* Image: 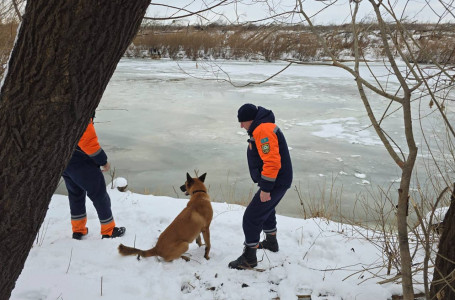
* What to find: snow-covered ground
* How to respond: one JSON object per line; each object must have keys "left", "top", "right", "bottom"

{"left": 12, "top": 179, "right": 424, "bottom": 300}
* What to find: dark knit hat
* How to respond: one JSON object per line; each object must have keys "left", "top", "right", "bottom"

{"left": 237, "top": 103, "right": 258, "bottom": 122}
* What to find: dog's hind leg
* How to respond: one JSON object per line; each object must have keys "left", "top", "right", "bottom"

{"left": 201, "top": 228, "right": 211, "bottom": 260}
{"left": 163, "top": 242, "right": 189, "bottom": 262}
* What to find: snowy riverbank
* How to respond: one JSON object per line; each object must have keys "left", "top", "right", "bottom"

{"left": 12, "top": 180, "right": 426, "bottom": 300}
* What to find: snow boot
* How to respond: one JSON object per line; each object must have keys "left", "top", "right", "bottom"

{"left": 72, "top": 227, "right": 88, "bottom": 240}
{"left": 258, "top": 233, "right": 279, "bottom": 252}
{"left": 102, "top": 226, "right": 126, "bottom": 239}
{"left": 228, "top": 246, "right": 258, "bottom": 270}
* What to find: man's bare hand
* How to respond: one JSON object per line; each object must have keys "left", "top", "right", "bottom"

{"left": 260, "top": 191, "right": 271, "bottom": 202}
{"left": 101, "top": 162, "right": 110, "bottom": 172}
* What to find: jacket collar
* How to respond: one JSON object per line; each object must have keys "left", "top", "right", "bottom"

{"left": 248, "top": 106, "right": 275, "bottom": 136}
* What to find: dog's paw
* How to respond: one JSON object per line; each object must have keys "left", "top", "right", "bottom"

{"left": 204, "top": 246, "right": 211, "bottom": 260}
{"left": 181, "top": 255, "right": 191, "bottom": 262}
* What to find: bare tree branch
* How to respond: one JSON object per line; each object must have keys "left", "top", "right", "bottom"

{"left": 145, "top": 1, "right": 230, "bottom": 21}
{"left": 11, "top": 0, "right": 22, "bottom": 21}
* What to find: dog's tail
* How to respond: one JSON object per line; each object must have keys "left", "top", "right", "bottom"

{"left": 118, "top": 244, "right": 158, "bottom": 258}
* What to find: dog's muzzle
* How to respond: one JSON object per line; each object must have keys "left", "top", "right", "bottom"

{"left": 180, "top": 184, "right": 190, "bottom": 196}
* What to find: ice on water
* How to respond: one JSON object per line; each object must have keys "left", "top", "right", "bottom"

{"left": 53, "top": 58, "right": 439, "bottom": 219}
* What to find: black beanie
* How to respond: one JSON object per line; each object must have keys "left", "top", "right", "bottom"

{"left": 237, "top": 103, "right": 258, "bottom": 122}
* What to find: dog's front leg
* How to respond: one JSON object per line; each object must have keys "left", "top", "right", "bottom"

{"left": 202, "top": 228, "right": 211, "bottom": 260}
{"left": 195, "top": 234, "right": 203, "bottom": 247}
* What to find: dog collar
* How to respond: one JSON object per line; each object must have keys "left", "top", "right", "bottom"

{"left": 192, "top": 190, "right": 207, "bottom": 195}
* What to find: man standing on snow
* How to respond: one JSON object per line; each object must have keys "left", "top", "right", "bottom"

{"left": 229, "top": 103, "right": 293, "bottom": 270}
{"left": 62, "top": 116, "right": 125, "bottom": 240}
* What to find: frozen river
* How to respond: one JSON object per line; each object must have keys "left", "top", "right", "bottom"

{"left": 56, "top": 58, "right": 443, "bottom": 220}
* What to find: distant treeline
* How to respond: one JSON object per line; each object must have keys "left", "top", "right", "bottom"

{"left": 0, "top": 21, "right": 453, "bottom": 69}
{"left": 129, "top": 23, "right": 455, "bottom": 64}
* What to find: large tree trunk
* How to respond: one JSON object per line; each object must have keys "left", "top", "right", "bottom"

{"left": 430, "top": 186, "right": 455, "bottom": 299}
{"left": 0, "top": 1, "right": 150, "bottom": 298}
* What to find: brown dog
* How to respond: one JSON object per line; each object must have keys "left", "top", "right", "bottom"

{"left": 118, "top": 173, "right": 213, "bottom": 262}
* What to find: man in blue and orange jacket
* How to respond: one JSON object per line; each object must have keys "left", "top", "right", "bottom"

{"left": 229, "top": 104, "right": 293, "bottom": 270}
{"left": 62, "top": 118, "right": 125, "bottom": 240}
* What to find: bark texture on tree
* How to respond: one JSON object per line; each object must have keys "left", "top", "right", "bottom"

{"left": 0, "top": 1, "right": 150, "bottom": 299}
{"left": 430, "top": 186, "right": 455, "bottom": 299}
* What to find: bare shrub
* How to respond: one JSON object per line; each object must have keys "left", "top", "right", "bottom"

{"left": 130, "top": 23, "right": 455, "bottom": 64}
{"left": 294, "top": 176, "right": 343, "bottom": 220}
{"left": 412, "top": 38, "right": 455, "bottom": 64}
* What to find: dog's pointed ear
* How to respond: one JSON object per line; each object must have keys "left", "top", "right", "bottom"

{"left": 186, "top": 172, "right": 193, "bottom": 184}
{"left": 199, "top": 173, "right": 207, "bottom": 182}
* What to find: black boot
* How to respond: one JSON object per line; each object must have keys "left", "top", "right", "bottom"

{"left": 228, "top": 246, "right": 258, "bottom": 270}
{"left": 72, "top": 227, "right": 89, "bottom": 240}
{"left": 102, "top": 227, "right": 126, "bottom": 239}
{"left": 258, "top": 233, "right": 279, "bottom": 252}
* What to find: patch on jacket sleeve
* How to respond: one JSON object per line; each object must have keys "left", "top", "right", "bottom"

{"left": 260, "top": 137, "right": 269, "bottom": 144}
{"left": 261, "top": 143, "right": 270, "bottom": 154}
